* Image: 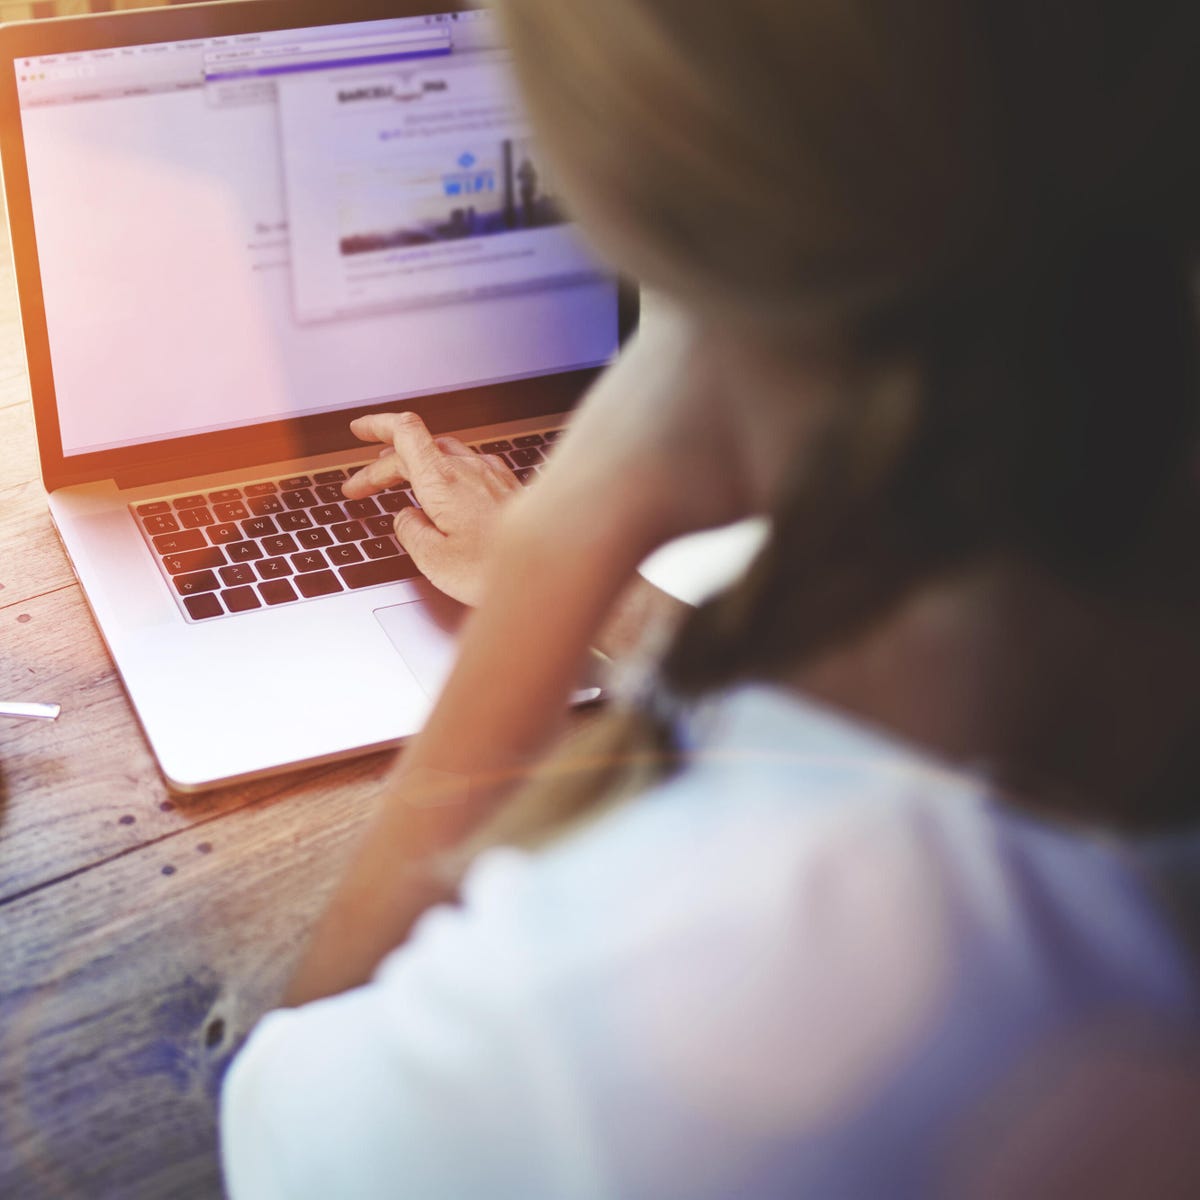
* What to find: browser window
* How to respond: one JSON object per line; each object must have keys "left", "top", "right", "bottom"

{"left": 277, "top": 53, "right": 596, "bottom": 324}
{"left": 15, "top": 11, "right": 618, "bottom": 458}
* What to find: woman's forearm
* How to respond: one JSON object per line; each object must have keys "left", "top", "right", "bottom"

{"left": 284, "top": 507, "right": 656, "bottom": 1006}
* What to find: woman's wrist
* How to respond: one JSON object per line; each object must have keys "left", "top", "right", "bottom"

{"left": 594, "top": 573, "right": 689, "bottom": 663}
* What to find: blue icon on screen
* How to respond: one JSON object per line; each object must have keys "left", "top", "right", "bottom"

{"left": 458, "top": 152, "right": 476, "bottom": 169}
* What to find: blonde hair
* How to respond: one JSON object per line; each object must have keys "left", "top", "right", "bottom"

{"left": 464, "top": 0, "right": 1200, "bottom": 854}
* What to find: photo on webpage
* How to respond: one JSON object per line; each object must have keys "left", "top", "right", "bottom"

{"left": 277, "top": 55, "right": 602, "bottom": 325}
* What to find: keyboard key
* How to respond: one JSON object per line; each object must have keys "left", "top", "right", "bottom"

{"left": 365, "top": 515, "right": 395, "bottom": 537}
{"left": 311, "top": 504, "right": 344, "bottom": 525}
{"left": 184, "top": 593, "right": 223, "bottom": 621}
{"left": 343, "top": 497, "right": 380, "bottom": 519}
{"left": 385, "top": 482, "right": 410, "bottom": 492}
{"left": 244, "top": 481, "right": 277, "bottom": 496}
{"left": 143, "top": 513, "right": 180, "bottom": 535}
{"left": 480, "top": 439, "right": 512, "bottom": 453}
{"left": 262, "top": 533, "right": 299, "bottom": 556}
{"left": 340, "top": 555, "right": 421, "bottom": 589}
{"left": 180, "top": 506, "right": 215, "bottom": 529}
{"left": 178, "top": 508, "right": 215, "bottom": 530}
{"left": 227, "top": 540, "right": 264, "bottom": 563}
{"left": 260, "top": 579, "right": 298, "bottom": 606}
{"left": 295, "top": 570, "right": 343, "bottom": 599}
{"left": 290, "top": 550, "right": 327, "bottom": 573}
{"left": 346, "top": 464, "right": 367, "bottom": 476}
{"left": 510, "top": 446, "right": 545, "bottom": 467}
{"left": 313, "top": 469, "right": 347, "bottom": 483}
{"left": 248, "top": 495, "right": 283, "bottom": 516}
{"left": 379, "top": 491, "right": 413, "bottom": 513}
{"left": 213, "top": 500, "right": 250, "bottom": 522}
{"left": 153, "top": 529, "right": 205, "bottom": 554}
{"left": 241, "top": 516, "right": 278, "bottom": 539}
{"left": 332, "top": 520, "right": 367, "bottom": 544}
{"left": 543, "top": 428, "right": 565, "bottom": 441}
{"left": 315, "top": 483, "right": 345, "bottom": 503}
{"left": 515, "top": 467, "right": 537, "bottom": 486}
{"left": 208, "top": 522, "right": 242, "bottom": 545}
{"left": 257, "top": 556, "right": 292, "bottom": 580}
{"left": 220, "top": 564, "right": 257, "bottom": 587}
{"left": 512, "top": 434, "right": 545, "bottom": 448}
{"left": 173, "top": 494, "right": 207, "bottom": 510}
{"left": 282, "top": 488, "right": 317, "bottom": 510}
{"left": 362, "top": 536, "right": 401, "bottom": 560}
{"left": 296, "top": 527, "right": 333, "bottom": 549}
{"left": 136, "top": 501, "right": 171, "bottom": 516}
{"left": 174, "top": 569, "right": 220, "bottom": 596}
{"left": 208, "top": 488, "right": 242, "bottom": 503}
{"left": 327, "top": 543, "right": 364, "bottom": 566}
{"left": 163, "top": 547, "right": 225, "bottom": 575}
{"left": 279, "top": 475, "right": 312, "bottom": 490}
{"left": 221, "top": 585, "right": 261, "bottom": 613}
{"left": 277, "top": 511, "right": 314, "bottom": 531}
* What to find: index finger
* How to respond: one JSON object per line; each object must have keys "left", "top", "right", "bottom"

{"left": 345, "top": 411, "right": 442, "bottom": 498}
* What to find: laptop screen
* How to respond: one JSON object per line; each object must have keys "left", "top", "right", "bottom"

{"left": 13, "top": 9, "right": 619, "bottom": 459}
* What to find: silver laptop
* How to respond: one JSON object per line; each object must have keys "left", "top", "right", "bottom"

{"left": 0, "top": 0, "right": 635, "bottom": 791}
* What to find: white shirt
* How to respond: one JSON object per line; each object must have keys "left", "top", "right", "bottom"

{"left": 221, "top": 686, "right": 1200, "bottom": 1199}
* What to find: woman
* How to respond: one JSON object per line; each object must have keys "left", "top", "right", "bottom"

{"left": 222, "top": 1, "right": 1200, "bottom": 1195}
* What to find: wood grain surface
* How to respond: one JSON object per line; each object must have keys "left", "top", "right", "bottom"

{"left": 0, "top": 195, "right": 396, "bottom": 1196}
{"left": 0, "top": 2, "right": 184, "bottom": 25}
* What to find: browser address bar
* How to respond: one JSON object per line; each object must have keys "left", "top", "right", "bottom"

{"left": 205, "top": 31, "right": 451, "bottom": 68}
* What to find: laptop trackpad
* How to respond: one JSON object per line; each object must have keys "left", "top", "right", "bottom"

{"left": 374, "top": 593, "right": 466, "bottom": 701}
{"left": 374, "top": 593, "right": 607, "bottom": 705}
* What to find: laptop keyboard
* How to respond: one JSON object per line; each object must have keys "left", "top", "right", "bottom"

{"left": 130, "top": 429, "right": 564, "bottom": 622}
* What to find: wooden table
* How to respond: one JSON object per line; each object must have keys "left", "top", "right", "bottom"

{"left": 0, "top": 203, "right": 397, "bottom": 1198}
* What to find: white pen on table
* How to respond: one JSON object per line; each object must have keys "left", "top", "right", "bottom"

{"left": 0, "top": 702, "right": 61, "bottom": 721}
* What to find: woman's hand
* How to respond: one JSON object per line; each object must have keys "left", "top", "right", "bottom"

{"left": 342, "top": 416, "right": 522, "bottom": 606}
{"left": 343, "top": 306, "right": 765, "bottom": 609}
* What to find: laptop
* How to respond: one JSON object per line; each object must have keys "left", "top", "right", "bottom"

{"left": 0, "top": 0, "right": 636, "bottom": 791}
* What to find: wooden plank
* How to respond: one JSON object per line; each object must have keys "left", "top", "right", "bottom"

{"left": 0, "top": 399, "right": 41, "bottom": 491}
{"left": 0, "top": 359, "right": 69, "bottom": 611}
{"left": 0, "top": 749, "right": 390, "bottom": 1199}
{"left": 0, "top": 375, "right": 84, "bottom": 608}
{"left": 0, "top": 186, "right": 29, "bottom": 406}
{"left": 0, "top": 480, "right": 74, "bottom": 606}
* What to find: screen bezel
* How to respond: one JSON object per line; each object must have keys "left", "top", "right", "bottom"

{"left": 0, "top": 0, "right": 638, "bottom": 491}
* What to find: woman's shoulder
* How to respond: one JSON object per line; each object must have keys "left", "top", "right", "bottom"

{"left": 499, "top": 684, "right": 1200, "bottom": 1008}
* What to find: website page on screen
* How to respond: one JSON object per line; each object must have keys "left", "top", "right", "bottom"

{"left": 15, "top": 11, "right": 619, "bottom": 458}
